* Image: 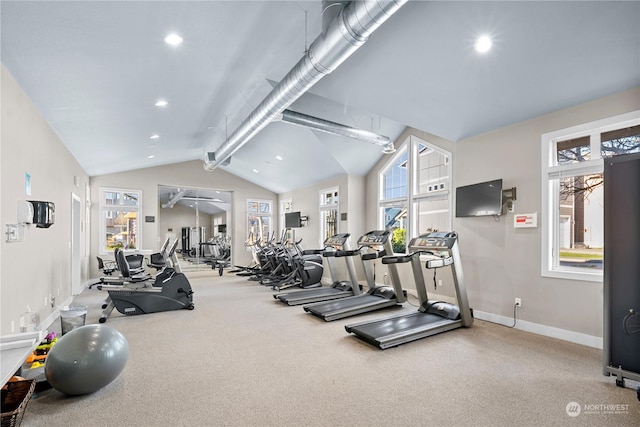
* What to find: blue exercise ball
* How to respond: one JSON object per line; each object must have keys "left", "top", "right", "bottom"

{"left": 45, "top": 324, "right": 128, "bottom": 395}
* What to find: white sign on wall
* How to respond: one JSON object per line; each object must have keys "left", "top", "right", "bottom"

{"left": 514, "top": 213, "right": 538, "bottom": 228}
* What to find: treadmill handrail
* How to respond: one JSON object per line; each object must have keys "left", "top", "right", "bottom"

{"left": 334, "top": 249, "right": 362, "bottom": 257}
{"left": 382, "top": 250, "right": 435, "bottom": 264}
{"left": 361, "top": 248, "right": 386, "bottom": 261}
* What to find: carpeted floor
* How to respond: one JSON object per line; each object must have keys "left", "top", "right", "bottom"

{"left": 21, "top": 273, "right": 640, "bottom": 426}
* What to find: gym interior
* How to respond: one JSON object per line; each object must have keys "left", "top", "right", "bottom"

{"left": 1, "top": 1, "right": 639, "bottom": 426}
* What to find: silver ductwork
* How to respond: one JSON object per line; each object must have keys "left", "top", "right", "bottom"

{"left": 274, "top": 109, "right": 393, "bottom": 150}
{"left": 204, "top": 0, "right": 407, "bottom": 171}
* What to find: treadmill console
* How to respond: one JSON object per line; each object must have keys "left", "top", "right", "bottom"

{"left": 357, "top": 230, "right": 390, "bottom": 246}
{"left": 324, "top": 233, "right": 351, "bottom": 248}
{"left": 408, "top": 231, "right": 457, "bottom": 251}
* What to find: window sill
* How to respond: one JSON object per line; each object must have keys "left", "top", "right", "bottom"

{"left": 542, "top": 268, "right": 602, "bottom": 283}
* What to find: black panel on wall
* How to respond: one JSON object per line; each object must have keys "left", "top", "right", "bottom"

{"left": 604, "top": 152, "right": 640, "bottom": 376}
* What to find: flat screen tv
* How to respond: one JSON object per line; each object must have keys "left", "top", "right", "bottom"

{"left": 285, "top": 211, "right": 302, "bottom": 228}
{"left": 455, "top": 179, "right": 503, "bottom": 217}
{"left": 218, "top": 224, "right": 227, "bottom": 233}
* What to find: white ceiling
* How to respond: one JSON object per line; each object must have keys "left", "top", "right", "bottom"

{"left": 2, "top": 1, "right": 639, "bottom": 194}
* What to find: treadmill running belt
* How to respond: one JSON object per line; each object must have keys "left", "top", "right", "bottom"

{"left": 345, "top": 312, "right": 459, "bottom": 349}
{"left": 304, "top": 294, "right": 400, "bottom": 321}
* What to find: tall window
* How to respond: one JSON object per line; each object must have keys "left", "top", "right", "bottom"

{"left": 247, "top": 199, "right": 273, "bottom": 242}
{"left": 379, "top": 135, "right": 451, "bottom": 253}
{"left": 380, "top": 147, "right": 408, "bottom": 252}
{"left": 99, "top": 188, "right": 141, "bottom": 253}
{"left": 319, "top": 187, "right": 339, "bottom": 246}
{"left": 541, "top": 111, "right": 640, "bottom": 281}
{"left": 412, "top": 139, "right": 450, "bottom": 234}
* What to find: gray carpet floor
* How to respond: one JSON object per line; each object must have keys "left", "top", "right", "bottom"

{"left": 21, "top": 273, "right": 640, "bottom": 426}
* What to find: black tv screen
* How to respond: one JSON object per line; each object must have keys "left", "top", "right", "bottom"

{"left": 285, "top": 211, "right": 302, "bottom": 228}
{"left": 218, "top": 224, "right": 227, "bottom": 233}
{"left": 455, "top": 179, "right": 503, "bottom": 217}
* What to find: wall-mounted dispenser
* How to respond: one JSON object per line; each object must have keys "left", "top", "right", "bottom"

{"left": 28, "top": 200, "right": 55, "bottom": 228}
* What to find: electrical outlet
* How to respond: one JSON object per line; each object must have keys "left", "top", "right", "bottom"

{"left": 438, "top": 279, "right": 443, "bottom": 287}
{"left": 515, "top": 298, "right": 522, "bottom": 307}
{"left": 50, "top": 296, "right": 55, "bottom": 307}
{"left": 11, "top": 320, "right": 15, "bottom": 333}
{"left": 44, "top": 296, "right": 48, "bottom": 306}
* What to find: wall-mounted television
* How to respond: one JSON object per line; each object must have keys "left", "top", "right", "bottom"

{"left": 455, "top": 179, "right": 503, "bottom": 217}
{"left": 285, "top": 211, "right": 302, "bottom": 228}
{"left": 217, "top": 224, "right": 227, "bottom": 234}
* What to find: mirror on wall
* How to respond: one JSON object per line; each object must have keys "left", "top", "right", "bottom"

{"left": 157, "top": 185, "right": 232, "bottom": 274}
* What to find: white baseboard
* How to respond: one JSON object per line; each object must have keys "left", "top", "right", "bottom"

{"left": 473, "top": 310, "right": 603, "bottom": 349}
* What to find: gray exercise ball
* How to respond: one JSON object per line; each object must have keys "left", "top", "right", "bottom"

{"left": 45, "top": 324, "right": 129, "bottom": 395}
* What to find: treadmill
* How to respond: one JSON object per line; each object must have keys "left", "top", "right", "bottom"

{"left": 345, "top": 231, "right": 473, "bottom": 349}
{"left": 303, "top": 230, "right": 406, "bottom": 321}
{"left": 273, "top": 233, "right": 362, "bottom": 305}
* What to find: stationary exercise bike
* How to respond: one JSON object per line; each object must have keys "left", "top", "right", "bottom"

{"left": 99, "top": 240, "right": 194, "bottom": 322}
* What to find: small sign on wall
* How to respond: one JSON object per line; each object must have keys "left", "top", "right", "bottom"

{"left": 145, "top": 216, "right": 155, "bottom": 223}
{"left": 25, "top": 172, "right": 31, "bottom": 196}
{"left": 341, "top": 213, "right": 347, "bottom": 221}
{"left": 514, "top": 213, "right": 537, "bottom": 228}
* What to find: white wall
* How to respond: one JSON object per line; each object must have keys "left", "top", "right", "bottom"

{"left": 1, "top": 65, "right": 90, "bottom": 335}
{"left": 89, "top": 160, "right": 276, "bottom": 276}
{"left": 365, "top": 87, "right": 640, "bottom": 343}
{"left": 278, "top": 174, "right": 367, "bottom": 285}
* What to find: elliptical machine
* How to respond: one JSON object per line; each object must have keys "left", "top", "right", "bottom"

{"left": 99, "top": 239, "right": 194, "bottom": 323}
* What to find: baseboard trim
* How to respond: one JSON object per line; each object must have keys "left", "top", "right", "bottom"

{"left": 473, "top": 310, "right": 603, "bottom": 349}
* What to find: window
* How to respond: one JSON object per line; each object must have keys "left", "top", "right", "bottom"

{"left": 247, "top": 199, "right": 273, "bottom": 242}
{"left": 379, "top": 135, "right": 451, "bottom": 253}
{"left": 380, "top": 147, "right": 408, "bottom": 253}
{"left": 319, "top": 187, "right": 339, "bottom": 246}
{"left": 541, "top": 111, "right": 640, "bottom": 281}
{"left": 412, "top": 140, "right": 451, "bottom": 234}
{"left": 99, "top": 188, "right": 141, "bottom": 253}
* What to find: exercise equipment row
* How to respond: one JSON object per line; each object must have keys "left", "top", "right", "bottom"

{"left": 273, "top": 230, "right": 473, "bottom": 349}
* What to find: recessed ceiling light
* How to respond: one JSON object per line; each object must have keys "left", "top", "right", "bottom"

{"left": 155, "top": 99, "right": 168, "bottom": 107}
{"left": 164, "top": 33, "right": 183, "bottom": 46}
{"left": 252, "top": 169, "right": 259, "bottom": 173}
{"left": 475, "top": 35, "right": 492, "bottom": 53}
{"left": 147, "top": 155, "right": 155, "bottom": 159}
{"left": 150, "top": 134, "right": 160, "bottom": 139}
{"left": 275, "top": 155, "right": 283, "bottom": 161}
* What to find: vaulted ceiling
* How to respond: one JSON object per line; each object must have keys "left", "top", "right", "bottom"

{"left": 2, "top": 1, "right": 638, "bottom": 194}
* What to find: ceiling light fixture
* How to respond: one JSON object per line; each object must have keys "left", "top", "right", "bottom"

{"left": 275, "top": 155, "right": 283, "bottom": 161}
{"left": 150, "top": 134, "right": 160, "bottom": 139}
{"left": 147, "top": 155, "right": 155, "bottom": 159}
{"left": 252, "top": 169, "right": 259, "bottom": 173}
{"left": 155, "top": 100, "right": 168, "bottom": 107}
{"left": 475, "top": 35, "right": 492, "bottom": 53}
{"left": 164, "top": 33, "right": 183, "bottom": 46}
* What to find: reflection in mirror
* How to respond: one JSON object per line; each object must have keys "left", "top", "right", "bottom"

{"left": 158, "top": 185, "right": 232, "bottom": 274}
